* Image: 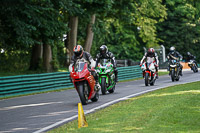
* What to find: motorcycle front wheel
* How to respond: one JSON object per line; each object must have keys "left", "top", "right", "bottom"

{"left": 101, "top": 77, "right": 107, "bottom": 95}
{"left": 171, "top": 69, "right": 175, "bottom": 82}
{"left": 192, "top": 66, "right": 196, "bottom": 73}
{"left": 78, "top": 82, "right": 88, "bottom": 105}
{"left": 145, "top": 73, "right": 149, "bottom": 86}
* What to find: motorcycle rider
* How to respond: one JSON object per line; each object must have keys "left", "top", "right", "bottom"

{"left": 167, "top": 46, "right": 183, "bottom": 76}
{"left": 95, "top": 45, "right": 118, "bottom": 82}
{"left": 69, "top": 45, "right": 100, "bottom": 91}
{"left": 186, "top": 52, "right": 198, "bottom": 67}
{"left": 140, "top": 48, "right": 159, "bottom": 79}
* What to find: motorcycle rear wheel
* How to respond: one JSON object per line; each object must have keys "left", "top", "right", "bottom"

{"left": 101, "top": 77, "right": 107, "bottom": 95}
{"left": 78, "top": 82, "right": 88, "bottom": 105}
{"left": 145, "top": 73, "right": 149, "bottom": 86}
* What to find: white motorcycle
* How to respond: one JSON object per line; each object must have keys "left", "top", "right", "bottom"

{"left": 141, "top": 62, "right": 157, "bottom": 86}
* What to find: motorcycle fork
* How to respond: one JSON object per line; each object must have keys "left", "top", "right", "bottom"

{"left": 146, "top": 71, "right": 151, "bottom": 79}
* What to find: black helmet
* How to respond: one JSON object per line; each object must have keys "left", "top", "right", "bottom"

{"left": 73, "top": 45, "right": 83, "bottom": 58}
{"left": 99, "top": 45, "right": 108, "bottom": 57}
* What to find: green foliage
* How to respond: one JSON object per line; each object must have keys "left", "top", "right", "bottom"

{"left": 0, "top": 50, "right": 30, "bottom": 72}
{"left": 0, "top": 0, "right": 66, "bottom": 49}
{"left": 89, "top": 0, "right": 167, "bottom": 60}
{"left": 157, "top": 0, "right": 200, "bottom": 62}
{"left": 1, "top": 0, "right": 199, "bottom": 74}
{"left": 0, "top": 0, "right": 67, "bottom": 72}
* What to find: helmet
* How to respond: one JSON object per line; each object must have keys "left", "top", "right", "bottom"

{"left": 73, "top": 45, "right": 83, "bottom": 58}
{"left": 169, "top": 46, "right": 175, "bottom": 55}
{"left": 187, "top": 52, "right": 191, "bottom": 56}
{"left": 147, "top": 48, "right": 155, "bottom": 56}
{"left": 170, "top": 46, "right": 175, "bottom": 52}
{"left": 99, "top": 45, "right": 108, "bottom": 57}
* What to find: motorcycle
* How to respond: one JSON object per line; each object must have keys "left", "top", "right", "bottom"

{"left": 169, "top": 59, "right": 181, "bottom": 82}
{"left": 141, "top": 61, "right": 157, "bottom": 86}
{"left": 188, "top": 60, "right": 198, "bottom": 73}
{"left": 70, "top": 59, "right": 99, "bottom": 105}
{"left": 96, "top": 59, "right": 116, "bottom": 95}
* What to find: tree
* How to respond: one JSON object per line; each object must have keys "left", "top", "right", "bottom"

{"left": 156, "top": 0, "right": 200, "bottom": 61}
{"left": 0, "top": 0, "right": 67, "bottom": 72}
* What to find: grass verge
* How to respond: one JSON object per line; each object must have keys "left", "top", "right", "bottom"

{"left": 48, "top": 81, "right": 200, "bottom": 133}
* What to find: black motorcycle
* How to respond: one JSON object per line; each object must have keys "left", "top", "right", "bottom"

{"left": 169, "top": 59, "right": 181, "bottom": 82}
{"left": 188, "top": 60, "right": 198, "bottom": 73}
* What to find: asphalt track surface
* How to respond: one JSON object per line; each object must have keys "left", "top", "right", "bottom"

{"left": 0, "top": 70, "right": 199, "bottom": 133}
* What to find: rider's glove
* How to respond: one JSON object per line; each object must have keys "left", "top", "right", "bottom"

{"left": 140, "top": 64, "right": 142, "bottom": 67}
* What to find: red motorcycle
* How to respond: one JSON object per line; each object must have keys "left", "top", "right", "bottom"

{"left": 70, "top": 59, "right": 99, "bottom": 105}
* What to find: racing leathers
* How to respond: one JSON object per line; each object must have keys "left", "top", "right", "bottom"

{"left": 140, "top": 52, "right": 159, "bottom": 78}
{"left": 167, "top": 51, "right": 183, "bottom": 76}
{"left": 95, "top": 51, "right": 118, "bottom": 82}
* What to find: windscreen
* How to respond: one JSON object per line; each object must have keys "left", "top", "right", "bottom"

{"left": 75, "top": 62, "right": 85, "bottom": 72}
{"left": 100, "top": 59, "right": 109, "bottom": 66}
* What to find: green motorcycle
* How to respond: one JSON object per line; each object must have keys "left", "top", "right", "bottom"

{"left": 96, "top": 59, "right": 116, "bottom": 95}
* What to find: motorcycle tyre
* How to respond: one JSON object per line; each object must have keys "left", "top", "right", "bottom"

{"left": 192, "top": 66, "right": 196, "bottom": 73}
{"left": 91, "top": 91, "right": 99, "bottom": 102}
{"left": 101, "top": 77, "right": 107, "bottom": 95}
{"left": 78, "top": 82, "right": 88, "bottom": 105}
{"left": 145, "top": 73, "right": 149, "bottom": 86}
{"left": 171, "top": 69, "right": 175, "bottom": 82}
{"left": 195, "top": 66, "right": 198, "bottom": 73}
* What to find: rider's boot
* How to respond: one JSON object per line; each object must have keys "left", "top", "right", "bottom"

{"left": 95, "top": 80, "right": 101, "bottom": 92}
{"left": 180, "top": 69, "right": 183, "bottom": 76}
{"left": 156, "top": 72, "right": 159, "bottom": 79}
{"left": 115, "top": 74, "right": 118, "bottom": 82}
{"left": 114, "top": 69, "right": 118, "bottom": 83}
{"left": 168, "top": 67, "right": 171, "bottom": 75}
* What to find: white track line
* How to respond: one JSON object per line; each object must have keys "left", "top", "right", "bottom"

{"left": 33, "top": 79, "right": 200, "bottom": 133}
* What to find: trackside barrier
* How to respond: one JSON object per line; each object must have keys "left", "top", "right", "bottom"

{"left": 117, "top": 65, "right": 142, "bottom": 81}
{"left": 0, "top": 72, "right": 73, "bottom": 98}
{"left": 0, "top": 65, "right": 142, "bottom": 98}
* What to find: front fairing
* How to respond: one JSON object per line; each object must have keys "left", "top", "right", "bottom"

{"left": 142, "top": 62, "right": 155, "bottom": 73}
{"left": 96, "top": 61, "right": 114, "bottom": 85}
{"left": 70, "top": 62, "right": 90, "bottom": 81}
{"left": 96, "top": 62, "right": 114, "bottom": 75}
{"left": 188, "top": 60, "right": 195, "bottom": 66}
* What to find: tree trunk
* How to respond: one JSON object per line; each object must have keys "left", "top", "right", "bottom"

{"left": 84, "top": 14, "right": 96, "bottom": 53}
{"left": 43, "top": 43, "right": 52, "bottom": 72}
{"left": 29, "top": 44, "right": 43, "bottom": 70}
{"left": 66, "top": 16, "right": 78, "bottom": 66}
